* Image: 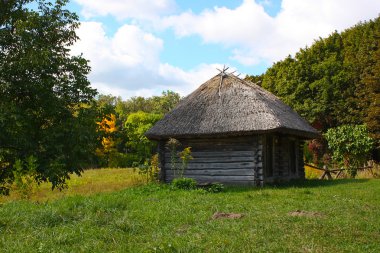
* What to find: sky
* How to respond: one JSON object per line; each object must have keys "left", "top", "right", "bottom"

{"left": 67, "top": 0, "right": 380, "bottom": 98}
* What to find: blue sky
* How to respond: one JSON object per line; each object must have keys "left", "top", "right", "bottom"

{"left": 66, "top": 0, "right": 380, "bottom": 98}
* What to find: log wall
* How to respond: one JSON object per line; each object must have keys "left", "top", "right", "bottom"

{"left": 163, "top": 136, "right": 263, "bottom": 185}
{"left": 159, "top": 134, "right": 306, "bottom": 186}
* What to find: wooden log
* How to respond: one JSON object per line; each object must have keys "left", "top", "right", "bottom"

{"left": 165, "top": 168, "right": 254, "bottom": 176}
{"left": 187, "top": 157, "right": 254, "bottom": 163}
{"left": 166, "top": 178, "right": 256, "bottom": 185}
{"left": 166, "top": 175, "right": 255, "bottom": 182}
{"left": 165, "top": 151, "right": 253, "bottom": 158}
{"left": 164, "top": 162, "right": 255, "bottom": 170}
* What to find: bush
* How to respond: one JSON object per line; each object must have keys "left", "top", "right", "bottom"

{"left": 171, "top": 177, "right": 197, "bottom": 190}
{"left": 138, "top": 154, "right": 160, "bottom": 183}
{"left": 206, "top": 183, "right": 225, "bottom": 193}
{"left": 108, "top": 152, "right": 141, "bottom": 168}
{"left": 325, "top": 125, "right": 374, "bottom": 177}
{"left": 12, "top": 156, "right": 38, "bottom": 199}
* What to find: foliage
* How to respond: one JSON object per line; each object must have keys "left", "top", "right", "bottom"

{"left": 244, "top": 74, "right": 264, "bottom": 86}
{"left": 91, "top": 91, "right": 181, "bottom": 168}
{"left": 0, "top": 0, "right": 98, "bottom": 193}
{"left": 306, "top": 138, "right": 327, "bottom": 166}
{"left": 325, "top": 125, "right": 374, "bottom": 177}
{"left": 166, "top": 138, "right": 181, "bottom": 177}
{"left": 124, "top": 111, "right": 162, "bottom": 163}
{"left": 171, "top": 177, "right": 197, "bottom": 190}
{"left": 249, "top": 17, "right": 380, "bottom": 140}
{"left": 95, "top": 114, "right": 119, "bottom": 166}
{"left": 11, "top": 156, "right": 38, "bottom": 199}
{"left": 107, "top": 153, "right": 140, "bottom": 168}
{"left": 138, "top": 154, "right": 160, "bottom": 183}
{"left": 117, "top": 90, "right": 181, "bottom": 119}
{"left": 165, "top": 138, "right": 193, "bottom": 179}
{"left": 178, "top": 147, "right": 193, "bottom": 178}
{"left": 205, "top": 183, "right": 225, "bottom": 193}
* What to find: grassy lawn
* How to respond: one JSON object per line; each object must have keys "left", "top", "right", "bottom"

{"left": 0, "top": 168, "right": 145, "bottom": 203}
{"left": 0, "top": 177, "right": 379, "bottom": 252}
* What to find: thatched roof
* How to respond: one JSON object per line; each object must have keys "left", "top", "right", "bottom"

{"left": 146, "top": 73, "right": 319, "bottom": 140}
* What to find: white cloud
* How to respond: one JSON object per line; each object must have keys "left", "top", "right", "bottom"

{"left": 162, "top": 0, "right": 380, "bottom": 65}
{"left": 74, "top": 0, "right": 177, "bottom": 21}
{"left": 158, "top": 63, "right": 223, "bottom": 95}
{"left": 70, "top": 0, "right": 380, "bottom": 98}
{"left": 162, "top": 1, "right": 272, "bottom": 46}
{"left": 71, "top": 21, "right": 220, "bottom": 98}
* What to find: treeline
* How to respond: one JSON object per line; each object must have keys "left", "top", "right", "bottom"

{"left": 246, "top": 16, "right": 380, "bottom": 148}
{"left": 94, "top": 91, "right": 181, "bottom": 168}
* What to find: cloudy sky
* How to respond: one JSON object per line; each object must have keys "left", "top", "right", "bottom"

{"left": 68, "top": 0, "right": 380, "bottom": 98}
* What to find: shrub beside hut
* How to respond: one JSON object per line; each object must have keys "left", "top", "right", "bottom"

{"left": 145, "top": 72, "right": 319, "bottom": 185}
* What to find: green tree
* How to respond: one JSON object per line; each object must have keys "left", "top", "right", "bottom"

{"left": 0, "top": 0, "right": 97, "bottom": 193}
{"left": 124, "top": 111, "right": 162, "bottom": 163}
{"left": 116, "top": 90, "right": 181, "bottom": 118}
{"left": 152, "top": 90, "right": 181, "bottom": 114}
{"left": 260, "top": 17, "right": 380, "bottom": 136}
{"left": 244, "top": 74, "right": 264, "bottom": 86}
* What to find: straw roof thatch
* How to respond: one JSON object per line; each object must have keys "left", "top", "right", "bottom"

{"left": 146, "top": 73, "right": 319, "bottom": 140}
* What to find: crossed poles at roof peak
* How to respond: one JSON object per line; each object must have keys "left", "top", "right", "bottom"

{"left": 216, "top": 65, "right": 241, "bottom": 77}
{"left": 216, "top": 65, "right": 240, "bottom": 97}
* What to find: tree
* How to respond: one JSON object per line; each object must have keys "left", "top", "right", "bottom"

{"left": 154, "top": 90, "right": 181, "bottom": 114}
{"left": 244, "top": 74, "right": 264, "bottom": 86}
{"left": 260, "top": 17, "right": 380, "bottom": 135}
{"left": 124, "top": 111, "right": 162, "bottom": 163}
{"left": 95, "top": 113, "right": 119, "bottom": 166}
{"left": 0, "top": 0, "right": 97, "bottom": 193}
{"left": 116, "top": 90, "right": 181, "bottom": 118}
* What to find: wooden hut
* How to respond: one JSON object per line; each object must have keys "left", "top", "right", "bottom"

{"left": 145, "top": 72, "right": 319, "bottom": 186}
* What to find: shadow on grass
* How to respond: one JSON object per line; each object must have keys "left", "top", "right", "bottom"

{"left": 225, "top": 179, "right": 371, "bottom": 193}
{"left": 275, "top": 178, "right": 370, "bottom": 188}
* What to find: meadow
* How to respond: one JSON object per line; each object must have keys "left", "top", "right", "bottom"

{"left": 0, "top": 168, "right": 145, "bottom": 203}
{"left": 0, "top": 168, "right": 379, "bottom": 252}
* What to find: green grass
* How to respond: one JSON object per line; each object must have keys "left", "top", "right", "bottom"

{"left": 0, "top": 168, "right": 145, "bottom": 203}
{"left": 1, "top": 179, "right": 380, "bottom": 252}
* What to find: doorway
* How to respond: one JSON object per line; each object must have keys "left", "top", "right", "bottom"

{"left": 265, "top": 135, "right": 274, "bottom": 178}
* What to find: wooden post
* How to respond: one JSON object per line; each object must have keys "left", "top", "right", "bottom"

{"left": 320, "top": 165, "right": 332, "bottom": 180}
{"left": 335, "top": 168, "right": 343, "bottom": 179}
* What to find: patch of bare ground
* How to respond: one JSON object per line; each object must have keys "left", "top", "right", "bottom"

{"left": 212, "top": 212, "right": 244, "bottom": 220}
{"left": 288, "top": 210, "right": 324, "bottom": 217}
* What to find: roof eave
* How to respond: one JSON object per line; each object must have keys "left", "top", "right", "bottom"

{"left": 145, "top": 127, "right": 320, "bottom": 141}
